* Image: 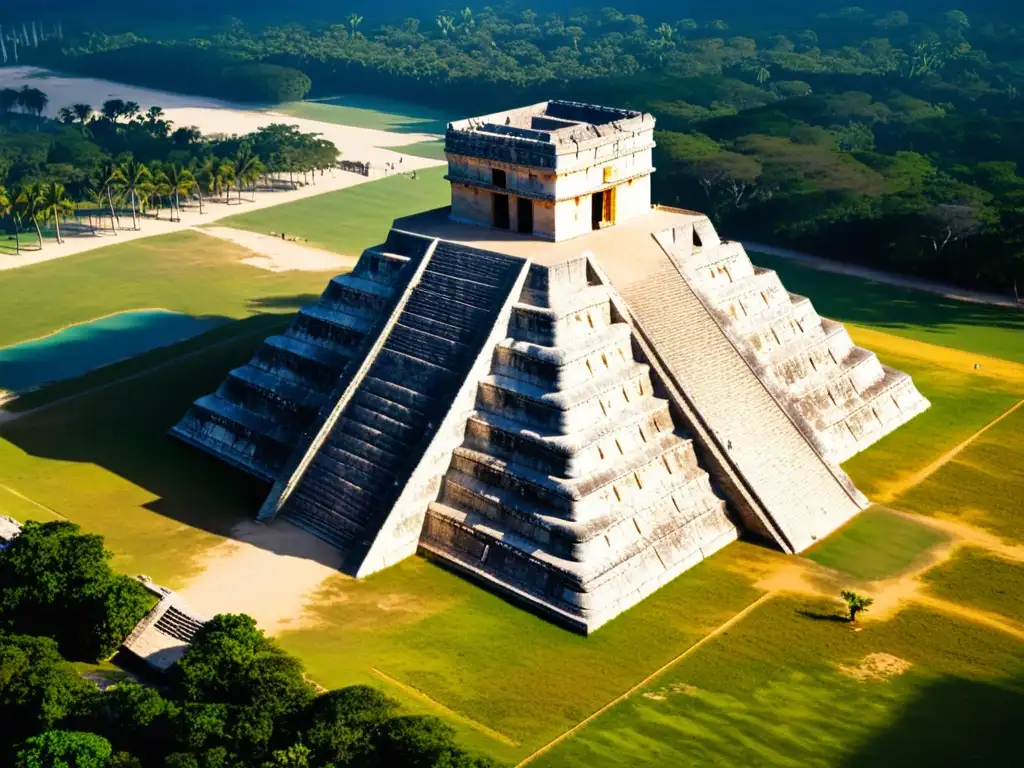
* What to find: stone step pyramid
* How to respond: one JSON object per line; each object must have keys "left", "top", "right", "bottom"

{"left": 418, "top": 256, "right": 737, "bottom": 632}
{"left": 171, "top": 99, "right": 929, "bottom": 633}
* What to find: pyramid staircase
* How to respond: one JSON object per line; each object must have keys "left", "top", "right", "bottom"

{"left": 260, "top": 238, "right": 530, "bottom": 576}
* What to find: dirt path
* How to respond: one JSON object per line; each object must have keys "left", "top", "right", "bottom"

{"left": 515, "top": 591, "right": 776, "bottom": 767}
{"left": 194, "top": 227, "right": 359, "bottom": 272}
{"left": 874, "top": 399, "right": 1024, "bottom": 505}
{"left": 745, "top": 242, "right": 1021, "bottom": 309}
{"left": 177, "top": 520, "right": 343, "bottom": 636}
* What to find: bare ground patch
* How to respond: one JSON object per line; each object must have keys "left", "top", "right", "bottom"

{"left": 839, "top": 653, "right": 912, "bottom": 683}
{"left": 177, "top": 520, "right": 342, "bottom": 635}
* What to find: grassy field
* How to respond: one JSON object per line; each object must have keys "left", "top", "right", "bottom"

{"left": 0, "top": 230, "right": 329, "bottom": 349}
{"left": 893, "top": 404, "right": 1024, "bottom": 543}
{"left": 841, "top": 330, "right": 1023, "bottom": 501}
{"left": 216, "top": 167, "right": 448, "bottom": 257}
{"left": 532, "top": 597, "right": 1024, "bottom": 767}
{"left": 396, "top": 139, "right": 447, "bottom": 160}
{"left": 752, "top": 251, "right": 1024, "bottom": 363}
{"left": 274, "top": 95, "right": 451, "bottom": 134}
{"left": 923, "top": 548, "right": 1024, "bottom": 625}
{"left": 1, "top": 186, "right": 1020, "bottom": 764}
{"left": 804, "top": 508, "right": 948, "bottom": 581}
{"left": 215, "top": 168, "right": 449, "bottom": 256}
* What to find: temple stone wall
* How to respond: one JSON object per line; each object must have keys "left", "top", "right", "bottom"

{"left": 659, "top": 221, "right": 931, "bottom": 463}
{"left": 419, "top": 256, "right": 738, "bottom": 633}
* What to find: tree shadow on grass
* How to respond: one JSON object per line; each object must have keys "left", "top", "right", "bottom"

{"left": 0, "top": 310, "right": 349, "bottom": 573}
{"left": 841, "top": 674, "right": 1023, "bottom": 767}
{"left": 798, "top": 609, "right": 851, "bottom": 624}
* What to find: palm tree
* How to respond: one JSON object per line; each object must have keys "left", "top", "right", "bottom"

{"left": 348, "top": 14, "right": 363, "bottom": 37}
{"left": 0, "top": 183, "right": 19, "bottom": 254}
{"left": 71, "top": 103, "right": 92, "bottom": 124}
{"left": 101, "top": 99, "right": 124, "bottom": 122}
{"left": 14, "top": 182, "right": 45, "bottom": 248}
{"left": 117, "top": 158, "right": 152, "bottom": 230}
{"left": 17, "top": 86, "right": 48, "bottom": 120}
{"left": 162, "top": 164, "right": 195, "bottom": 221}
{"left": 57, "top": 106, "right": 75, "bottom": 124}
{"left": 437, "top": 16, "right": 455, "bottom": 36}
{"left": 123, "top": 101, "right": 141, "bottom": 122}
{"left": 39, "top": 182, "right": 74, "bottom": 244}
{"left": 232, "top": 145, "right": 263, "bottom": 203}
{"left": 93, "top": 159, "right": 124, "bottom": 233}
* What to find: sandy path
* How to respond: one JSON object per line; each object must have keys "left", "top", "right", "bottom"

{"left": 194, "top": 227, "right": 358, "bottom": 272}
{"left": 176, "top": 520, "right": 343, "bottom": 636}
{"left": 1, "top": 169, "right": 373, "bottom": 272}
{"left": 745, "top": 241, "right": 1022, "bottom": 309}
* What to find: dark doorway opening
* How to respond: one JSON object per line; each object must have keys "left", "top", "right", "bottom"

{"left": 493, "top": 194, "right": 510, "bottom": 229}
{"left": 591, "top": 189, "right": 614, "bottom": 230}
{"left": 492, "top": 168, "right": 507, "bottom": 188}
{"left": 517, "top": 198, "right": 534, "bottom": 234}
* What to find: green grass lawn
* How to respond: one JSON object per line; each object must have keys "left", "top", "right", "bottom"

{"left": 274, "top": 95, "right": 451, "bottom": 134}
{"left": 0, "top": 317, "right": 767, "bottom": 761}
{"left": 751, "top": 251, "right": 1024, "bottom": 363}
{"left": 923, "top": 548, "right": 1024, "bottom": 625}
{"left": 894, "top": 405, "right": 1024, "bottom": 543}
{"left": 841, "top": 344, "right": 1022, "bottom": 500}
{"left": 804, "top": 508, "right": 948, "bottom": 581}
{"left": 533, "top": 596, "right": 1024, "bottom": 767}
{"left": 0, "top": 325, "right": 277, "bottom": 586}
{"left": 276, "top": 544, "right": 766, "bottom": 761}
{"left": 0, "top": 230, "right": 329, "bottom": 349}
{"left": 215, "top": 168, "right": 449, "bottom": 256}
{"left": 396, "top": 139, "right": 447, "bottom": 161}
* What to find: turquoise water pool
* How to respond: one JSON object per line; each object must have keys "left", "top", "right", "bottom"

{"left": 0, "top": 310, "right": 227, "bottom": 393}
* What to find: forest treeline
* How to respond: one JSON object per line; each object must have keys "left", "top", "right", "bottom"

{"left": 1, "top": 521, "right": 497, "bottom": 768}
{"left": 4, "top": 2, "right": 1024, "bottom": 295}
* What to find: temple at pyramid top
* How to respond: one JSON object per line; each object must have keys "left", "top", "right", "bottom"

{"left": 171, "top": 99, "right": 930, "bottom": 633}
{"left": 444, "top": 100, "right": 655, "bottom": 241}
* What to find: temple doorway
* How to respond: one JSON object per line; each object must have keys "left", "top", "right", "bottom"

{"left": 493, "top": 194, "right": 510, "bottom": 229}
{"left": 517, "top": 198, "right": 534, "bottom": 234}
{"left": 592, "top": 189, "right": 614, "bottom": 230}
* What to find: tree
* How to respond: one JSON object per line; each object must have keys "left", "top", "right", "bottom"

{"left": 71, "top": 104, "right": 92, "bottom": 125}
{"left": 231, "top": 144, "right": 263, "bottom": 203}
{"left": 0, "top": 182, "right": 20, "bottom": 253}
{"left": 688, "top": 152, "right": 763, "bottom": 220}
{"left": 373, "top": 716, "right": 498, "bottom": 768}
{"left": 38, "top": 183, "right": 74, "bottom": 245}
{"left": 924, "top": 202, "right": 988, "bottom": 253}
{"left": 14, "top": 730, "right": 112, "bottom": 768}
{"left": 101, "top": 100, "right": 124, "bottom": 122}
{"left": 116, "top": 158, "right": 152, "bottom": 230}
{"left": 841, "top": 591, "right": 874, "bottom": 622}
{"left": 175, "top": 614, "right": 314, "bottom": 718}
{"left": 0, "top": 634, "right": 96, "bottom": 750}
{"left": 162, "top": 165, "right": 196, "bottom": 221}
{"left": 0, "top": 87, "right": 19, "bottom": 115}
{"left": 0, "top": 521, "right": 152, "bottom": 661}
{"left": 93, "top": 160, "right": 123, "bottom": 234}
{"left": 16, "top": 87, "right": 48, "bottom": 118}
{"left": 301, "top": 686, "right": 398, "bottom": 766}
{"left": 13, "top": 183, "right": 45, "bottom": 249}
{"left": 348, "top": 14, "right": 363, "bottom": 38}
